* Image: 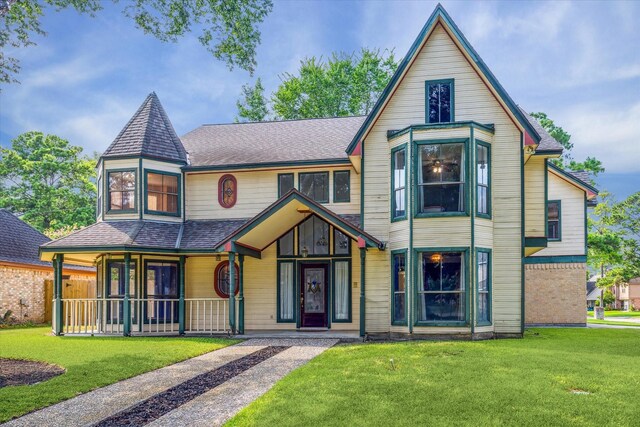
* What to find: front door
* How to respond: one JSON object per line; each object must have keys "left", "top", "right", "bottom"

{"left": 300, "top": 263, "right": 328, "bottom": 328}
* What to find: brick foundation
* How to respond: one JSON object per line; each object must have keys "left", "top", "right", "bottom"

{"left": 0, "top": 264, "right": 94, "bottom": 323}
{"left": 525, "top": 262, "right": 587, "bottom": 325}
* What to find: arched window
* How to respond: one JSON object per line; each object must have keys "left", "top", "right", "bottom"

{"left": 218, "top": 174, "right": 237, "bottom": 208}
{"left": 214, "top": 262, "right": 239, "bottom": 298}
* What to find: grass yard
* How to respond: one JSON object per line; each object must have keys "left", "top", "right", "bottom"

{"left": 229, "top": 328, "right": 640, "bottom": 427}
{"left": 0, "top": 326, "right": 237, "bottom": 422}
{"left": 587, "top": 319, "right": 640, "bottom": 327}
{"left": 587, "top": 310, "right": 640, "bottom": 318}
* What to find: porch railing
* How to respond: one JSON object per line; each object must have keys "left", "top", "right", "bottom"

{"left": 57, "top": 297, "right": 230, "bottom": 335}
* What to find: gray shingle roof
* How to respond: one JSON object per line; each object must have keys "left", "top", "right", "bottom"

{"left": 0, "top": 209, "right": 52, "bottom": 267}
{"left": 518, "top": 107, "right": 564, "bottom": 153}
{"left": 180, "top": 116, "right": 366, "bottom": 168}
{"left": 568, "top": 170, "right": 592, "bottom": 185}
{"left": 102, "top": 93, "right": 187, "bottom": 163}
{"left": 41, "top": 220, "right": 249, "bottom": 251}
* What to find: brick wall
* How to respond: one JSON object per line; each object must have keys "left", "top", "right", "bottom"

{"left": 0, "top": 265, "right": 94, "bottom": 323}
{"left": 525, "top": 262, "right": 587, "bottom": 325}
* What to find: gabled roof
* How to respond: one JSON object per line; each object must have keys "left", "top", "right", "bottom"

{"left": 181, "top": 116, "right": 365, "bottom": 170}
{"left": 346, "top": 4, "right": 541, "bottom": 155}
{"left": 548, "top": 162, "right": 599, "bottom": 197}
{"left": 102, "top": 92, "right": 188, "bottom": 164}
{"left": 518, "top": 107, "right": 564, "bottom": 153}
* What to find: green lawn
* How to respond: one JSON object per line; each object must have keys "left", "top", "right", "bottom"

{"left": 587, "top": 310, "right": 640, "bottom": 318}
{"left": 229, "top": 328, "right": 640, "bottom": 427}
{"left": 587, "top": 319, "right": 640, "bottom": 327}
{"left": 0, "top": 327, "right": 237, "bottom": 422}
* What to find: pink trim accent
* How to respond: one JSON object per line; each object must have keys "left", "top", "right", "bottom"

{"left": 524, "top": 131, "right": 537, "bottom": 146}
{"left": 224, "top": 242, "right": 232, "bottom": 252}
{"left": 357, "top": 236, "right": 366, "bottom": 248}
{"left": 351, "top": 140, "right": 362, "bottom": 156}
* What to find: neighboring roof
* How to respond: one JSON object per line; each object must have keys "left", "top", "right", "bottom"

{"left": 586, "top": 281, "right": 602, "bottom": 301}
{"left": 518, "top": 107, "right": 564, "bottom": 153}
{"left": 586, "top": 280, "right": 597, "bottom": 296}
{"left": 41, "top": 220, "right": 248, "bottom": 251}
{"left": 0, "top": 209, "right": 92, "bottom": 271}
{"left": 346, "top": 4, "right": 541, "bottom": 155}
{"left": 181, "top": 116, "right": 365, "bottom": 170}
{"left": 101, "top": 92, "right": 188, "bottom": 164}
{"left": 548, "top": 162, "right": 599, "bottom": 196}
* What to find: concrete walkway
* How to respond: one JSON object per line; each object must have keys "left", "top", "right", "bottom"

{"left": 3, "top": 339, "right": 338, "bottom": 427}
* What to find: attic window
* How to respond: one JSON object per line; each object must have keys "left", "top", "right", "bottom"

{"left": 426, "top": 79, "right": 454, "bottom": 123}
{"left": 218, "top": 174, "right": 237, "bottom": 208}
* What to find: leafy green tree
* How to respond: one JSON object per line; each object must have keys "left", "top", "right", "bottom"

{"left": 269, "top": 48, "right": 397, "bottom": 119}
{"left": 0, "top": 131, "right": 96, "bottom": 231}
{"left": 602, "top": 290, "right": 615, "bottom": 307}
{"left": 235, "top": 77, "right": 268, "bottom": 122}
{"left": 530, "top": 112, "right": 604, "bottom": 179}
{"left": 0, "top": 0, "right": 273, "bottom": 86}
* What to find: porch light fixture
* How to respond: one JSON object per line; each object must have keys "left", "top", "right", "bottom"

{"left": 432, "top": 160, "right": 442, "bottom": 174}
{"left": 430, "top": 253, "right": 442, "bottom": 263}
{"left": 301, "top": 246, "right": 309, "bottom": 258}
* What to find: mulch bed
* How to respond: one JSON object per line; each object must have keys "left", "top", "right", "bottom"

{"left": 95, "top": 346, "right": 290, "bottom": 427}
{"left": 0, "top": 358, "right": 65, "bottom": 387}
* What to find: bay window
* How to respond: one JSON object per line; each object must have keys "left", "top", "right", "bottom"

{"left": 477, "top": 142, "right": 490, "bottom": 217}
{"left": 392, "top": 251, "right": 407, "bottom": 325}
{"left": 476, "top": 249, "right": 491, "bottom": 325}
{"left": 417, "top": 250, "right": 466, "bottom": 324}
{"left": 417, "top": 142, "right": 466, "bottom": 215}
{"left": 391, "top": 146, "right": 407, "bottom": 220}
{"left": 146, "top": 170, "right": 180, "bottom": 215}
{"left": 108, "top": 170, "right": 136, "bottom": 212}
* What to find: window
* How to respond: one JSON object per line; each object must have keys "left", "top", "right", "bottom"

{"left": 298, "top": 216, "right": 329, "bottom": 256}
{"left": 299, "top": 172, "right": 329, "bottom": 203}
{"left": 417, "top": 142, "right": 466, "bottom": 214}
{"left": 108, "top": 170, "right": 136, "bottom": 211}
{"left": 333, "top": 170, "right": 350, "bottom": 203}
{"left": 334, "top": 229, "right": 350, "bottom": 255}
{"left": 392, "top": 251, "right": 407, "bottom": 325}
{"left": 146, "top": 171, "right": 180, "bottom": 215}
{"left": 417, "top": 251, "right": 466, "bottom": 324}
{"left": 278, "top": 261, "right": 295, "bottom": 322}
{"left": 107, "top": 261, "right": 136, "bottom": 297}
{"left": 218, "top": 174, "right": 237, "bottom": 208}
{"left": 278, "top": 230, "right": 294, "bottom": 257}
{"left": 278, "top": 173, "right": 294, "bottom": 197}
{"left": 145, "top": 261, "right": 179, "bottom": 322}
{"left": 391, "top": 147, "right": 407, "bottom": 220}
{"left": 96, "top": 259, "right": 103, "bottom": 298}
{"left": 426, "top": 79, "right": 454, "bottom": 123}
{"left": 97, "top": 176, "right": 103, "bottom": 218}
{"left": 476, "top": 143, "right": 490, "bottom": 216}
{"left": 477, "top": 250, "right": 491, "bottom": 325}
{"left": 333, "top": 260, "right": 351, "bottom": 322}
{"left": 548, "top": 200, "right": 561, "bottom": 241}
{"left": 214, "top": 262, "right": 239, "bottom": 298}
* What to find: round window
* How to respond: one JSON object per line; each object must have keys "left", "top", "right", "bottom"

{"left": 213, "top": 262, "right": 239, "bottom": 298}
{"left": 218, "top": 174, "right": 237, "bottom": 208}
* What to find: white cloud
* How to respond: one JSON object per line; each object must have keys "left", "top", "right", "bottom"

{"left": 561, "top": 101, "right": 640, "bottom": 173}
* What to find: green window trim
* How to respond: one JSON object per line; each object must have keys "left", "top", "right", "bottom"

{"left": 278, "top": 173, "right": 295, "bottom": 198}
{"left": 391, "top": 144, "right": 408, "bottom": 222}
{"left": 143, "top": 169, "right": 182, "bottom": 217}
{"left": 413, "top": 246, "right": 470, "bottom": 327}
{"left": 96, "top": 175, "right": 103, "bottom": 219}
{"left": 333, "top": 170, "right": 351, "bottom": 203}
{"left": 298, "top": 171, "right": 330, "bottom": 203}
{"left": 277, "top": 261, "right": 296, "bottom": 323}
{"left": 106, "top": 168, "right": 138, "bottom": 214}
{"left": 391, "top": 249, "right": 408, "bottom": 326}
{"left": 413, "top": 138, "right": 470, "bottom": 218}
{"left": 333, "top": 228, "right": 352, "bottom": 256}
{"left": 547, "top": 199, "right": 562, "bottom": 241}
{"left": 475, "top": 248, "right": 492, "bottom": 326}
{"left": 425, "top": 78, "right": 455, "bottom": 124}
{"left": 476, "top": 140, "right": 491, "bottom": 219}
{"left": 331, "top": 259, "right": 352, "bottom": 323}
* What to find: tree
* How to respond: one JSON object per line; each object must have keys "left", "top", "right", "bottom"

{"left": 0, "top": 0, "right": 273, "bottom": 86}
{"left": 235, "top": 77, "right": 268, "bottom": 122}
{"left": 252, "top": 48, "right": 397, "bottom": 120}
{"left": 530, "top": 112, "right": 604, "bottom": 179}
{"left": 0, "top": 131, "right": 97, "bottom": 231}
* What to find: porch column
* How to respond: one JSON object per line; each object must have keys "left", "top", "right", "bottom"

{"left": 238, "top": 255, "right": 245, "bottom": 335}
{"left": 53, "top": 254, "right": 64, "bottom": 335}
{"left": 179, "top": 255, "right": 186, "bottom": 335}
{"left": 123, "top": 253, "right": 131, "bottom": 336}
{"left": 359, "top": 248, "right": 366, "bottom": 337}
{"left": 228, "top": 252, "right": 236, "bottom": 334}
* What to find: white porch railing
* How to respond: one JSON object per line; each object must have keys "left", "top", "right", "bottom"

{"left": 57, "top": 297, "right": 230, "bottom": 335}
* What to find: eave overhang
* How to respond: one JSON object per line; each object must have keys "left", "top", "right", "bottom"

{"left": 548, "top": 162, "right": 599, "bottom": 199}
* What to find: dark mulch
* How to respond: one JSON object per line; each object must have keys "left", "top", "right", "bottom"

{"left": 0, "top": 358, "right": 65, "bottom": 387}
{"left": 95, "top": 346, "right": 290, "bottom": 427}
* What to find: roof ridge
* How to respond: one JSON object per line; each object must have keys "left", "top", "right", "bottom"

{"left": 103, "top": 93, "right": 154, "bottom": 157}
{"left": 199, "top": 115, "right": 366, "bottom": 127}
{"left": 126, "top": 221, "right": 146, "bottom": 245}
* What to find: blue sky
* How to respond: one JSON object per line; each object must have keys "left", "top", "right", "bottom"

{"left": 0, "top": 0, "right": 638, "bottom": 199}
